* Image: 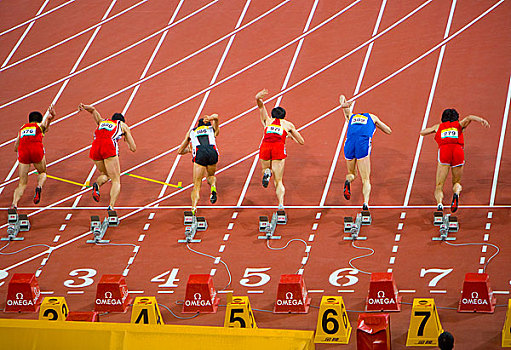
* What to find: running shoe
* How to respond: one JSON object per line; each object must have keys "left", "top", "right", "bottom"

{"left": 362, "top": 203, "right": 369, "bottom": 211}
{"left": 33, "top": 187, "right": 41, "bottom": 204}
{"left": 262, "top": 169, "right": 271, "bottom": 188}
{"left": 92, "top": 183, "right": 100, "bottom": 202}
{"left": 278, "top": 204, "right": 284, "bottom": 210}
{"left": 437, "top": 203, "right": 443, "bottom": 212}
{"left": 210, "top": 191, "right": 217, "bottom": 204}
{"left": 451, "top": 193, "right": 459, "bottom": 213}
{"left": 343, "top": 180, "right": 351, "bottom": 200}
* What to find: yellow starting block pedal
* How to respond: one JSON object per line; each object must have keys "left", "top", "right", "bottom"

{"left": 406, "top": 298, "right": 443, "bottom": 346}
{"left": 314, "top": 296, "right": 351, "bottom": 344}
{"left": 503, "top": 299, "right": 511, "bottom": 347}
{"left": 224, "top": 296, "right": 257, "bottom": 328}
{"left": 38, "top": 297, "right": 69, "bottom": 321}
{"left": 130, "top": 297, "right": 164, "bottom": 325}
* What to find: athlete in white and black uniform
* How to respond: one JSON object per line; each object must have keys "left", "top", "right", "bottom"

{"left": 178, "top": 114, "right": 219, "bottom": 214}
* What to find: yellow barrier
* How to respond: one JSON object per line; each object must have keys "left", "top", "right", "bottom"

{"left": 0, "top": 318, "right": 315, "bottom": 350}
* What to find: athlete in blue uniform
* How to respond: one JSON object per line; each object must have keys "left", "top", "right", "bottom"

{"left": 340, "top": 95, "right": 392, "bottom": 210}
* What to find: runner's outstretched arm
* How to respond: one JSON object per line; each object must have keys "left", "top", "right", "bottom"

{"left": 177, "top": 131, "right": 191, "bottom": 155}
{"left": 121, "top": 123, "right": 136, "bottom": 152}
{"left": 205, "top": 114, "right": 219, "bottom": 136}
{"left": 459, "top": 115, "right": 490, "bottom": 130}
{"left": 287, "top": 122, "right": 305, "bottom": 145}
{"left": 255, "top": 89, "right": 270, "bottom": 127}
{"left": 40, "top": 104, "right": 56, "bottom": 133}
{"left": 420, "top": 124, "right": 439, "bottom": 136}
{"left": 339, "top": 95, "right": 353, "bottom": 123}
{"left": 78, "top": 103, "right": 103, "bottom": 125}
{"left": 371, "top": 114, "right": 392, "bottom": 135}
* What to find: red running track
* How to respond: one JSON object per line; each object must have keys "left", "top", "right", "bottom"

{"left": 0, "top": 1, "right": 510, "bottom": 348}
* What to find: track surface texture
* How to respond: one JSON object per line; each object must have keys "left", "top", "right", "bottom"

{"left": 0, "top": 1, "right": 510, "bottom": 349}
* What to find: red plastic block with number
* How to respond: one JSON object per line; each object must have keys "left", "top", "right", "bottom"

{"left": 458, "top": 272, "right": 496, "bottom": 313}
{"left": 357, "top": 313, "right": 391, "bottom": 350}
{"left": 182, "top": 274, "right": 219, "bottom": 313}
{"left": 274, "top": 274, "right": 311, "bottom": 313}
{"left": 365, "top": 272, "right": 401, "bottom": 312}
{"left": 4, "top": 273, "right": 42, "bottom": 312}
{"left": 94, "top": 274, "right": 131, "bottom": 313}
{"left": 66, "top": 311, "right": 100, "bottom": 322}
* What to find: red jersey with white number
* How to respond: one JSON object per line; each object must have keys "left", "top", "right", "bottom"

{"left": 94, "top": 119, "right": 123, "bottom": 141}
{"left": 262, "top": 118, "right": 287, "bottom": 143}
{"left": 19, "top": 123, "right": 43, "bottom": 145}
{"left": 435, "top": 121, "right": 464, "bottom": 147}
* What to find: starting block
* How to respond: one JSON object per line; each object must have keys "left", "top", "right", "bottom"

{"left": 258, "top": 210, "right": 287, "bottom": 240}
{"left": 179, "top": 211, "right": 207, "bottom": 243}
{"left": 343, "top": 211, "right": 371, "bottom": 241}
{"left": 86, "top": 210, "right": 119, "bottom": 244}
{"left": 432, "top": 211, "right": 458, "bottom": 241}
{"left": 3, "top": 208, "right": 30, "bottom": 241}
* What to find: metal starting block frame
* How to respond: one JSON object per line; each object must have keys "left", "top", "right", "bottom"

{"left": 179, "top": 211, "right": 207, "bottom": 243}
{"left": 2, "top": 208, "right": 30, "bottom": 241}
{"left": 432, "top": 211, "right": 458, "bottom": 241}
{"left": 87, "top": 210, "right": 119, "bottom": 244}
{"left": 258, "top": 210, "right": 287, "bottom": 240}
{"left": 343, "top": 211, "right": 371, "bottom": 241}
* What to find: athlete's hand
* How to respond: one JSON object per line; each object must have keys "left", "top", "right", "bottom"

{"left": 255, "top": 89, "right": 268, "bottom": 100}
{"left": 78, "top": 103, "right": 94, "bottom": 113}
{"left": 47, "top": 104, "right": 56, "bottom": 118}
{"left": 339, "top": 95, "right": 352, "bottom": 108}
{"left": 480, "top": 118, "right": 490, "bottom": 128}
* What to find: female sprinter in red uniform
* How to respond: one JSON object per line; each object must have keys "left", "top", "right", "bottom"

{"left": 420, "top": 108, "right": 489, "bottom": 212}
{"left": 79, "top": 103, "right": 136, "bottom": 210}
{"left": 255, "top": 89, "right": 304, "bottom": 209}
{"left": 12, "top": 105, "right": 56, "bottom": 208}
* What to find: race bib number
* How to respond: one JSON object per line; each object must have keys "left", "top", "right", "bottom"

{"left": 351, "top": 115, "right": 368, "bottom": 125}
{"left": 98, "top": 121, "right": 116, "bottom": 131}
{"left": 266, "top": 125, "right": 283, "bottom": 135}
{"left": 195, "top": 127, "right": 209, "bottom": 136}
{"left": 441, "top": 128, "right": 458, "bottom": 139}
{"left": 20, "top": 127, "right": 36, "bottom": 138}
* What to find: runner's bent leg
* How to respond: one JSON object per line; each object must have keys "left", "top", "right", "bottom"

{"left": 434, "top": 163, "right": 450, "bottom": 208}
{"left": 357, "top": 157, "right": 371, "bottom": 207}
{"left": 104, "top": 156, "right": 121, "bottom": 209}
{"left": 12, "top": 163, "right": 30, "bottom": 207}
{"left": 344, "top": 159, "right": 357, "bottom": 200}
{"left": 451, "top": 165, "right": 463, "bottom": 195}
{"left": 33, "top": 157, "right": 47, "bottom": 188}
{"left": 93, "top": 160, "right": 109, "bottom": 186}
{"left": 260, "top": 159, "right": 272, "bottom": 188}
{"left": 206, "top": 164, "right": 217, "bottom": 204}
{"left": 192, "top": 163, "right": 206, "bottom": 212}
{"left": 271, "top": 159, "right": 285, "bottom": 208}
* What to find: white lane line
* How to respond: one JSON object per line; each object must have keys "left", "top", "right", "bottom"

{"left": 387, "top": 268, "right": 393, "bottom": 273}
{"left": 223, "top": 234, "right": 230, "bottom": 241}
{"left": 319, "top": 0, "right": 387, "bottom": 206}
{"left": 337, "top": 290, "right": 355, "bottom": 293}
{"left": 481, "top": 245, "right": 487, "bottom": 253}
{"left": 430, "top": 290, "right": 447, "bottom": 294}
{"left": 483, "top": 234, "right": 489, "bottom": 241}
{"left": 67, "top": 291, "right": 84, "bottom": 294}
{"left": 400, "top": 212, "right": 406, "bottom": 219}
{"left": 143, "top": 223, "right": 150, "bottom": 231}
{"left": 1, "top": 0, "right": 50, "bottom": 68}
{"left": 59, "top": 224, "right": 66, "bottom": 231}
{"left": 395, "top": 234, "right": 401, "bottom": 242}
{"left": 133, "top": 246, "right": 139, "bottom": 253}
{"left": 217, "top": 290, "right": 234, "bottom": 294}
{"left": 128, "top": 257, "right": 135, "bottom": 265}
{"left": 297, "top": 268, "right": 304, "bottom": 275}
{"left": 301, "top": 257, "right": 308, "bottom": 265}
{"left": 0, "top": 0, "right": 151, "bottom": 72}
{"left": 305, "top": 245, "right": 311, "bottom": 253}
{"left": 0, "top": 161, "right": 18, "bottom": 196}
{"left": 397, "top": 223, "right": 403, "bottom": 230}
{"left": 479, "top": 257, "right": 485, "bottom": 264}
{"left": 389, "top": 257, "right": 395, "bottom": 264}
{"left": 493, "top": 291, "right": 510, "bottom": 295}
{"left": 214, "top": 257, "right": 220, "bottom": 264}
{"left": 157, "top": 0, "right": 251, "bottom": 200}
{"left": 237, "top": 0, "right": 320, "bottom": 206}
{"left": 403, "top": 0, "right": 457, "bottom": 206}
{"left": 148, "top": 213, "right": 155, "bottom": 220}
{"left": 312, "top": 223, "right": 318, "bottom": 231}
{"left": 157, "top": 290, "right": 175, "bottom": 294}
{"left": 35, "top": 270, "right": 42, "bottom": 277}
{"left": 485, "top": 223, "right": 491, "bottom": 230}
{"left": 122, "top": 268, "right": 129, "bottom": 277}
{"left": 0, "top": 0, "right": 76, "bottom": 37}
{"left": 210, "top": 268, "right": 216, "bottom": 276}
{"left": 65, "top": 213, "right": 72, "bottom": 220}
{"left": 40, "top": 291, "right": 55, "bottom": 295}
{"left": 487, "top": 212, "right": 493, "bottom": 219}
{"left": 399, "top": 290, "right": 416, "bottom": 293}
{"left": 128, "top": 290, "right": 144, "bottom": 294}
{"left": 0, "top": 0, "right": 432, "bottom": 186}
{"left": 490, "top": 75, "right": 511, "bottom": 206}
{"left": 392, "top": 245, "right": 398, "bottom": 253}
{"left": 77, "top": 2, "right": 186, "bottom": 208}
{"left": 138, "top": 234, "right": 145, "bottom": 242}
{"left": 227, "top": 223, "right": 234, "bottom": 230}
{"left": 53, "top": 235, "right": 60, "bottom": 243}
{"left": 315, "top": 212, "right": 321, "bottom": 220}
{"left": 308, "top": 290, "right": 324, "bottom": 293}
{"left": 218, "top": 245, "right": 225, "bottom": 253}
{"left": 232, "top": 212, "right": 238, "bottom": 219}
{"left": 308, "top": 234, "right": 314, "bottom": 242}
{"left": 247, "top": 290, "right": 264, "bottom": 294}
